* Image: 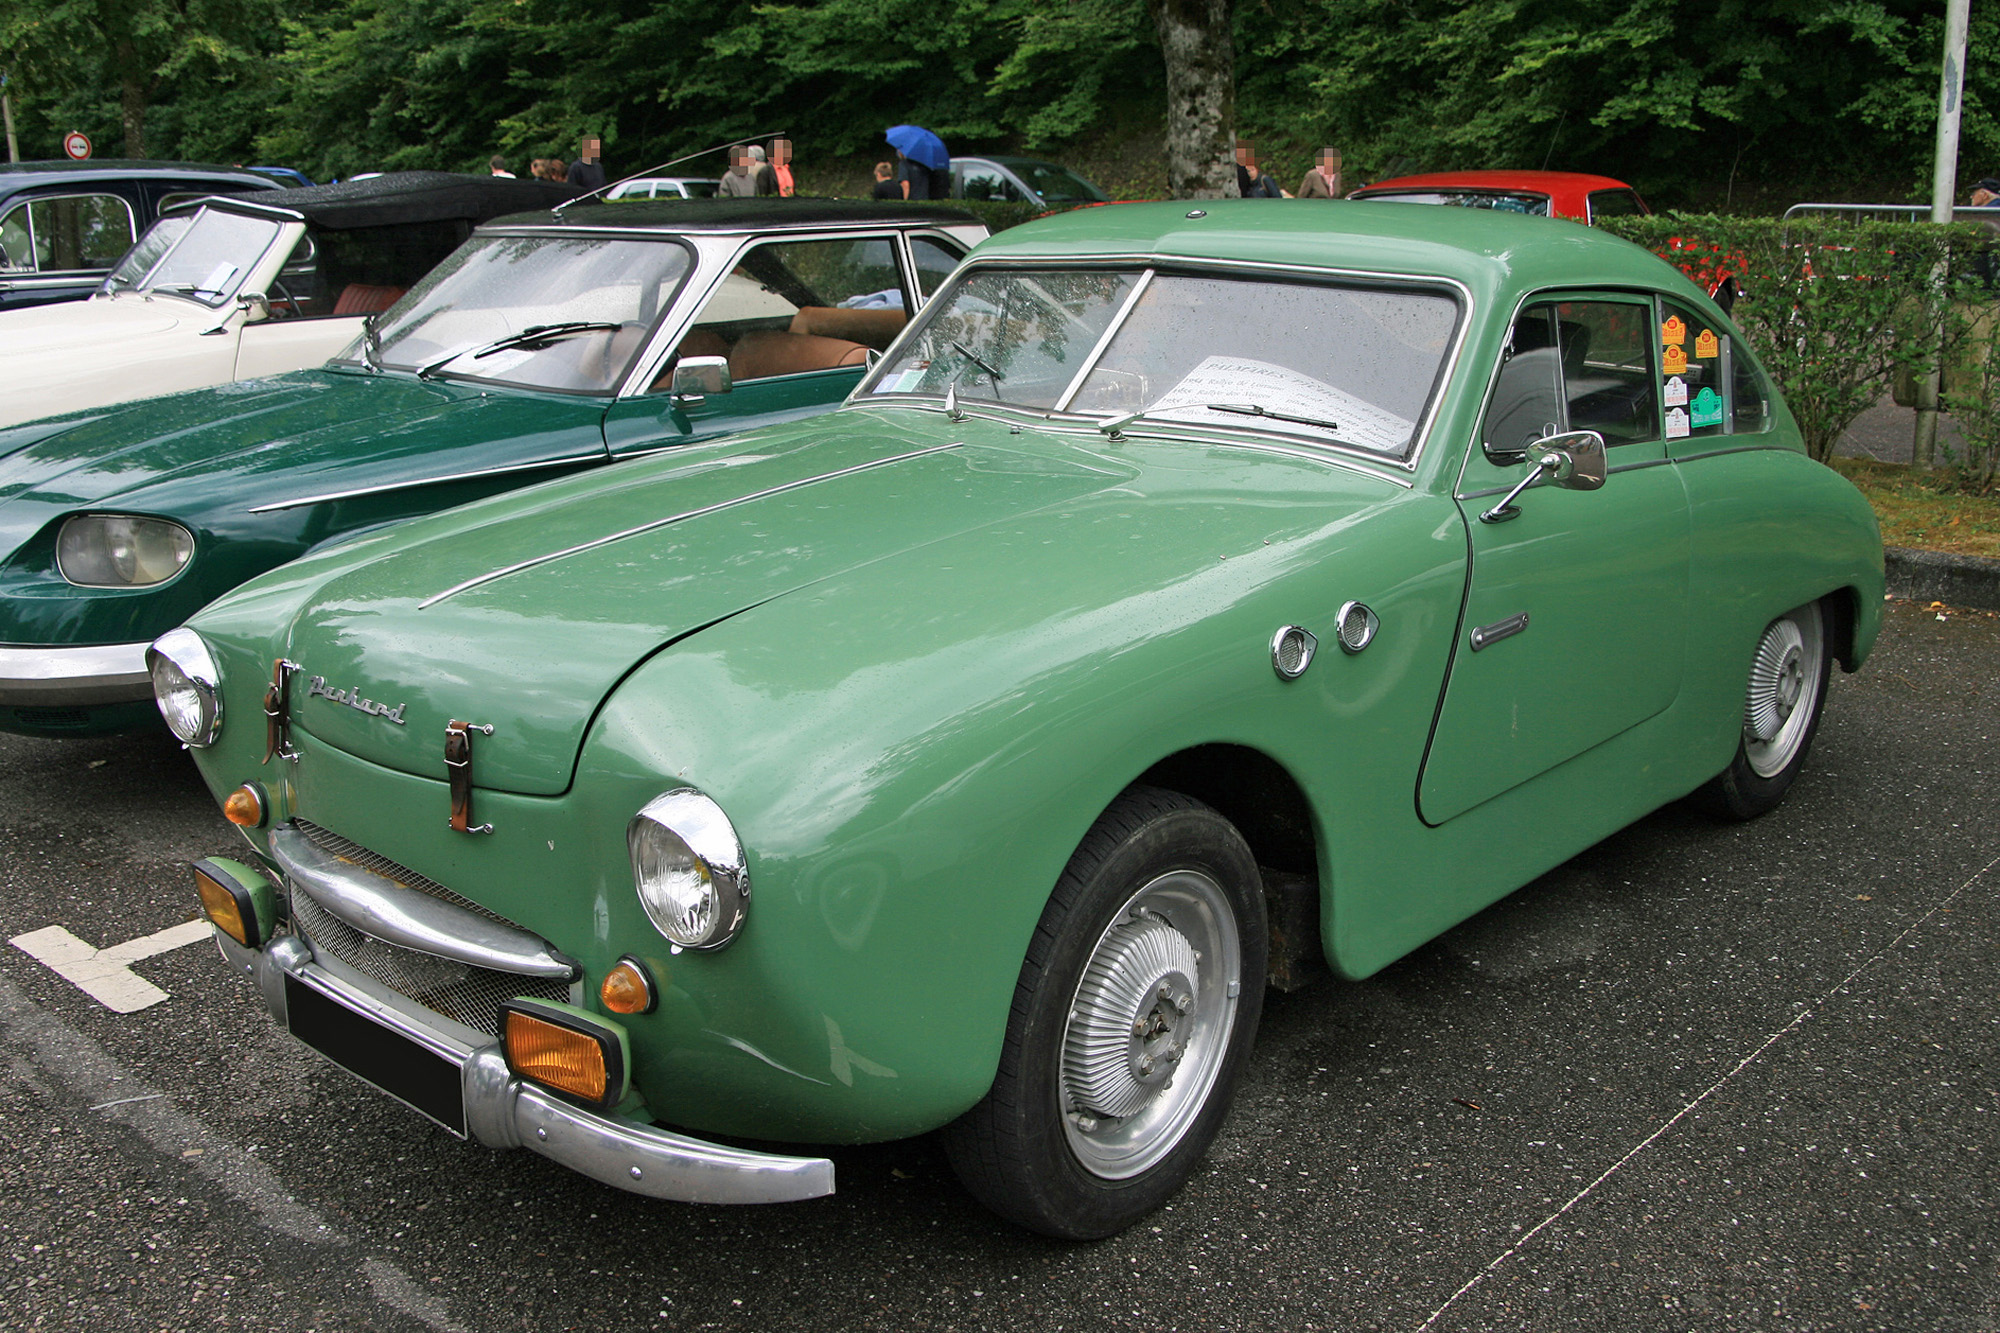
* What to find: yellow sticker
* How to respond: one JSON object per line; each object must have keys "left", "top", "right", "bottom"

{"left": 1661, "top": 315, "right": 1686, "bottom": 346}
{"left": 1695, "top": 328, "right": 1720, "bottom": 359}
{"left": 1663, "top": 344, "right": 1688, "bottom": 375}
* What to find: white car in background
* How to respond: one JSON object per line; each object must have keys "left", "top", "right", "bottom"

{"left": 603, "top": 177, "right": 723, "bottom": 200}
{"left": 0, "top": 172, "right": 577, "bottom": 431}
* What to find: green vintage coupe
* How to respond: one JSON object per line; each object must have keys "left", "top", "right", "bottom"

{"left": 158, "top": 200, "right": 1882, "bottom": 1238}
{"left": 0, "top": 199, "right": 985, "bottom": 736}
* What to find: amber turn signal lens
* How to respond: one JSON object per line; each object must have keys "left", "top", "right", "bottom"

{"left": 194, "top": 867, "right": 252, "bottom": 946}
{"left": 599, "top": 957, "right": 656, "bottom": 1015}
{"left": 505, "top": 1009, "right": 609, "bottom": 1103}
{"left": 223, "top": 783, "right": 266, "bottom": 827}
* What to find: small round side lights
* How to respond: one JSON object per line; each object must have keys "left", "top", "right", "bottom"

{"left": 599, "top": 956, "right": 657, "bottom": 1015}
{"left": 1271, "top": 625, "right": 1318, "bottom": 680}
{"left": 1336, "top": 600, "right": 1380, "bottom": 654}
{"left": 223, "top": 783, "right": 268, "bottom": 827}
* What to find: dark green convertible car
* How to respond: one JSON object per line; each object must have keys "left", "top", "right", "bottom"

{"left": 158, "top": 201, "right": 1882, "bottom": 1237}
{"left": 0, "top": 199, "right": 985, "bottom": 736}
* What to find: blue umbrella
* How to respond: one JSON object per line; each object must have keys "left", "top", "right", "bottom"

{"left": 886, "top": 125, "right": 949, "bottom": 170}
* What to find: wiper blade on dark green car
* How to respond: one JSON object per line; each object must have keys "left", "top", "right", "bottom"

{"left": 417, "top": 322, "right": 622, "bottom": 380}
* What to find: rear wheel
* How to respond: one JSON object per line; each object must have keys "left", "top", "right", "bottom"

{"left": 1696, "top": 599, "right": 1830, "bottom": 820}
{"left": 943, "top": 787, "right": 1267, "bottom": 1239}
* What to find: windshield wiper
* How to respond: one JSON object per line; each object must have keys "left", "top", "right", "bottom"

{"left": 417, "top": 322, "right": 622, "bottom": 380}
{"left": 361, "top": 313, "right": 383, "bottom": 372}
{"left": 155, "top": 281, "right": 230, "bottom": 301}
{"left": 948, "top": 338, "right": 1004, "bottom": 383}
{"left": 1207, "top": 402, "right": 1342, "bottom": 434}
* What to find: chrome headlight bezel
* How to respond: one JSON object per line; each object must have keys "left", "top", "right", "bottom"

{"left": 56, "top": 513, "right": 195, "bottom": 588}
{"left": 628, "top": 789, "right": 750, "bottom": 951}
{"left": 147, "top": 627, "right": 223, "bottom": 747}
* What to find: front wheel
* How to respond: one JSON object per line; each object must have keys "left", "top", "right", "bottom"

{"left": 1696, "top": 598, "right": 1830, "bottom": 820}
{"left": 943, "top": 787, "right": 1267, "bottom": 1239}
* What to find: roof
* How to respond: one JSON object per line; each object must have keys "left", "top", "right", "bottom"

{"left": 1353, "top": 170, "right": 1636, "bottom": 197}
{"left": 964, "top": 198, "right": 1691, "bottom": 301}
{"left": 0, "top": 159, "right": 278, "bottom": 187}
{"left": 484, "top": 196, "right": 984, "bottom": 231}
{"left": 193, "top": 171, "right": 581, "bottom": 230}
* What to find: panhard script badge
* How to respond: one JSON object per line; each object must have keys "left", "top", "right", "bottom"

{"left": 305, "top": 675, "right": 408, "bottom": 725}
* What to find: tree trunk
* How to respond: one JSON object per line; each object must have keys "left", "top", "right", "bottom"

{"left": 1149, "top": 0, "right": 1236, "bottom": 199}
{"left": 118, "top": 41, "right": 146, "bottom": 157}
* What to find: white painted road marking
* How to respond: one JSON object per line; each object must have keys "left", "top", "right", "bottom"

{"left": 9, "top": 918, "right": 213, "bottom": 1012}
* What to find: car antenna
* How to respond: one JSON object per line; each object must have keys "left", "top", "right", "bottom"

{"left": 552, "top": 131, "right": 790, "bottom": 219}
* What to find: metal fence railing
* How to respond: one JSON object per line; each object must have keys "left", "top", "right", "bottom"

{"left": 1783, "top": 202, "right": 2000, "bottom": 223}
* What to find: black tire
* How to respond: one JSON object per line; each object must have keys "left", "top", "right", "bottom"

{"left": 1695, "top": 598, "right": 1831, "bottom": 820}
{"left": 943, "top": 786, "right": 1268, "bottom": 1239}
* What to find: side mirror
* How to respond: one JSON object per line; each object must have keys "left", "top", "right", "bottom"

{"left": 1479, "top": 430, "right": 1605, "bottom": 523}
{"left": 671, "top": 354, "right": 731, "bottom": 403}
{"left": 237, "top": 292, "right": 271, "bottom": 322}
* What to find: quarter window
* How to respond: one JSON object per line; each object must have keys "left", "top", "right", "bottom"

{"left": 2, "top": 194, "right": 138, "bottom": 272}
{"left": 908, "top": 236, "right": 966, "bottom": 303}
{"left": 1657, "top": 300, "right": 1748, "bottom": 441}
{"left": 1586, "top": 190, "right": 1646, "bottom": 220}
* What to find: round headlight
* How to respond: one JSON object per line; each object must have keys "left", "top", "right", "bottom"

{"left": 57, "top": 514, "right": 194, "bottom": 587}
{"left": 628, "top": 789, "right": 750, "bottom": 950}
{"left": 147, "top": 627, "right": 223, "bottom": 747}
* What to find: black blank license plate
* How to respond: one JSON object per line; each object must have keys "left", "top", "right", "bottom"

{"left": 286, "top": 974, "right": 466, "bottom": 1137}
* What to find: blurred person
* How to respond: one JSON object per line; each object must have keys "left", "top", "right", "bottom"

{"left": 897, "top": 150, "right": 930, "bottom": 200}
{"left": 1297, "top": 147, "right": 1341, "bottom": 199}
{"left": 1235, "top": 141, "right": 1280, "bottom": 198}
{"left": 871, "top": 161, "right": 900, "bottom": 200}
{"left": 529, "top": 159, "right": 551, "bottom": 180}
{"left": 770, "top": 139, "right": 796, "bottom": 197}
{"left": 569, "top": 137, "right": 606, "bottom": 193}
{"left": 748, "top": 144, "right": 779, "bottom": 196}
{"left": 719, "top": 146, "right": 759, "bottom": 197}
{"left": 489, "top": 154, "right": 515, "bottom": 178}
{"left": 549, "top": 159, "right": 569, "bottom": 183}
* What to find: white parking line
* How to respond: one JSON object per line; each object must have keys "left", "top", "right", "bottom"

{"left": 9, "top": 918, "right": 212, "bottom": 1012}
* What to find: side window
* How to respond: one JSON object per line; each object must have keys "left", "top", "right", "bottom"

{"left": 909, "top": 236, "right": 966, "bottom": 304}
{"left": 1731, "top": 347, "right": 1772, "bottom": 434}
{"left": 958, "top": 167, "right": 1017, "bottom": 203}
{"left": 25, "top": 195, "right": 137, "bottom": 271}
{"left": 1586, "top": 189, "right": 1645, "bottom": 221}
{"left": 0, "top": 206, "right": 29, "bottom": 271}
{"left": 1483, "top": 304, "right": 1563, "bottom": 456}
{"left": 1657, "top": 300, "right": 1738, "bottom": 440}
{"left": 666, "top": 236, "right": 910, "bottom": 387}
{"left": 1556, "top": 300, "right": 1657, "bottom": 445}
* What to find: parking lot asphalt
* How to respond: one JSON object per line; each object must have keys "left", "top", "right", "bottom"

{"left": 1, "top": 597, "right": 1994, "bottom": 1333}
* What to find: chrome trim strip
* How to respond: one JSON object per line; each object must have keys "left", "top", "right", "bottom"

{"left": 244, "top": 935, "right": 837, "bottom": 1202}
{"left": 476, "top": 218, "right": 967, "bottom": 241}
{"left": 269, "top": 823, "right": 576, "bottom": 979}
{"left": 246, "top": 453, "right": 606, "bottom": 513}
{"left": 419, "top": 442, "right": 963, "bottom": 608}
{"left": 0, "top": 641, "right": 153, "bottom": 707}
{"left": 1670, "top": 441, "right": 1787, "bottom": 464}
{"left": 1052, "top": 269, "right": 1155, "bottom": 412}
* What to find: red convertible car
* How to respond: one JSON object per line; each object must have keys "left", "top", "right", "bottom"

{"left": 1350, "top": 170, "right": 1649, "bottom": 222}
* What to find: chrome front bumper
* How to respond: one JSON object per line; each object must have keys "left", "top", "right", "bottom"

{"left": 0, "top": 641, "right": 153, "bottom": 707}
{"left": 212, "top": 927, "right": 836, "bottom": 1206}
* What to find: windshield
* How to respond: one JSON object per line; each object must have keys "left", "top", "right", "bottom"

{"left": 103, "top": 208, "right": 287, "bottom": 304}
{"left": 869, "top": 268, "right": 1461, "bottom": 458}
{"left": 1359, "top": 190, "right": 1552, "bottom": 217}
{"left": 336, "top": 233, "right": 694, "bottom": 393}
{"left": 1012, "top": 162, "right": 1110, "bottom": 204}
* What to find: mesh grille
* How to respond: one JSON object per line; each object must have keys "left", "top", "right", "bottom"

{"left": 293, "top": 819, "right": 511, "bottom": 926}
{"left": 285, "top": 821, "right": 569, "bottom": 1037}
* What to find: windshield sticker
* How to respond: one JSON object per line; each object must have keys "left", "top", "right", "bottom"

{"left": 1145, "top": 356, "right": 1414, "bottom": 452}
{"left": 1664, "top": 375, "right": 1688, "bottom": 406}
{"left": 1663, "top": 345, "right": 1689, "bottom": 375}
{"left": 889, "top": 367, "right": 928, "bottom": 392}
{"left": 202, "top": 261, "right": 240, "bottom": 295}
{"left": 1690, "top": 387, "right": 1723, "bottom": 428}
{"left": 1661, "top": 315, "right": 1686, "bottom": 346}
{"left": 1666, "top": 406, "right": 1690, "bottom": 439}
{"left": 1694, "top": 328, "right": 1720, "bottom": 359}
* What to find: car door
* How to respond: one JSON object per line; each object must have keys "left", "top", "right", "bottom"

{"left": 602, "top": 231, "right": 965, "bottom": 457}
{"left": 1419, "top": 293, "right": 1692, "bottom": 825}
{"left": 0, "top": 190, "right": 139, "bottom": 309}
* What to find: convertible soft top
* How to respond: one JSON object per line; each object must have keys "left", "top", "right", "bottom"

{"left": 178, "top": 171, "right": 582, "bottom": 231}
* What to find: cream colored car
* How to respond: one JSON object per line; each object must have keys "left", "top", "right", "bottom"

{"left": 0, "top": 172, "right": 577, "bottom": 431}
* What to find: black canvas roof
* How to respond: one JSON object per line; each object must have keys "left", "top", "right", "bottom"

{"left": 193, "top": 171, "right": 582, "bottom": 231}
{"left": 487, "top": 196, "right": 984, "bottom": 232}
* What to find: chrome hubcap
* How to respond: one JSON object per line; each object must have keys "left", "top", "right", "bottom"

{"left": 1743, "top": 603, "right": 1824, "bottom": 779}
{"left": 1060, "top": 870, "right": 1240, "bottom": 1180}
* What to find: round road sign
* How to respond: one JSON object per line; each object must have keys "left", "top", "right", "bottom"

{"left": 63, "top": 132, "right": 92, "bottom": 161}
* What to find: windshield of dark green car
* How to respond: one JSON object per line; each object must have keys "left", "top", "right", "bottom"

{"left": 865, "top": 269, "right": 1461, "bottom": 457}
{"left": 335, "top": 233, "right": 693, "bottom": 393}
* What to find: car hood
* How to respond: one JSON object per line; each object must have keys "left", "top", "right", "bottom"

{"left": 0, "top": 296, "right": 220, "bottom": 429}
{"left": 234, "top": 409, "right": 1406, "bottom": 796}
{"left": 0, "top": 370, "right": 607, "bottom": 549}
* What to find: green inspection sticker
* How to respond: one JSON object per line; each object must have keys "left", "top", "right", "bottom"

{"left": 1690, "top": 386, "right": 1723, "bottom": 428}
